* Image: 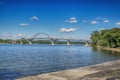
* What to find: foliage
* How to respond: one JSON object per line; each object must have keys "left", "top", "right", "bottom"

{"left": 91, "top": 28, "right": 120, "bottom": 48}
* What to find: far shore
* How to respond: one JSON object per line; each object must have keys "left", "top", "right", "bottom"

{"left": 0, "top": 43, "right": 120, "bottom": 53}
{"left": 97, "top": 46, "right": 120, "bottom": 53}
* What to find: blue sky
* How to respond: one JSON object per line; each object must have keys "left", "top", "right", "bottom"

{"left": 0, "top": 0, "right": 120, "bottom": 39}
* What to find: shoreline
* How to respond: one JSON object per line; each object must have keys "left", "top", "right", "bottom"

{"left": 102, "top": 47, "right": 120, "bottom": 52}
{"left": 97, "top": 46, "right": 120, "bottom": 53}
{"left": 17, "top": 60, "right": 120, "bottom": 80}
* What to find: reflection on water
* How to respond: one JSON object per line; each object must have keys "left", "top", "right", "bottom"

{"left": 0, "top": 44, "right": 120, "bottom": 79}
{"left": 92, "top": 47, "right": 120, "bottom": 56}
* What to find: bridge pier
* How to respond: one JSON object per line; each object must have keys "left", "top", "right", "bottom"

{"left": 67, "top": 40, "right": 70, "bottom": 45}
{"left": 85, "top": 41, "right": 89, "bottom": 46}
{"left": 51, "top": 40, "right": 54, "bottom": 45}
{"left": 29, "top": 41, "right": 32, "bottom": 44}
{"left": 20, "top": 40, "right": 23, "bottom": 44}
{"left": 50, "top": 39, "right": 55, "bottom": 45}
{"left": 28, "top": 40, "right": 32, "bottom": 44}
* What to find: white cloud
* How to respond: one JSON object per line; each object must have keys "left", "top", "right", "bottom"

{"left": 65, "top": 17, "right": 78, "bottom": 23}
{"left": 0, "top": 33, "right": 32, "bottom": 39}
{"left": 103, "top": 18, "right": 106, "bottom": 20}
{"left": 20, "top": 23, "right": 29, "bottom": 26}
{"left": 59, "top": 28, "right": 78, "bottom": 33}
{"left": 97, "top": 17, "right": 107, "bottom": 20}
{"left": 116, "top": 22, "right": 120, "bottom": 27}
{"left": 96, "top": 17, "right": 102, "bottom": 20}
{"left": 17, "top": 34, "right": 25, "bottom": 37}
{"left": 30, "top": 16, "right": 39, "bottom": 20}
{"left": 90, "top": 21, "right": 99, "bottom": 24}
{"left": 0, "top": 33, "right": 12, "bottom": 39}
{"left": 104, "top": 20, "right": 109, "bottom": 23}
{"left": 100, "top": 28, "right": 105, "bottom": 30}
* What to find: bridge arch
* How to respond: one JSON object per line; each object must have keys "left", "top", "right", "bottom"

{"left": 30, "top": 32, "right": 56, "bottom": 45}
{"left": 31, "top": 32, "right": 51, "bottom": 40}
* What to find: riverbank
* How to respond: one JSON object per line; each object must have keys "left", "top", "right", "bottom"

{"left": 102, "top": 47, "right": 120, "bottom": 52}
{"left": 17, "top": 60, "right": 120, "bottom": 80}
{"left": 97, "top": 46, "right": 120, "bottom": 53}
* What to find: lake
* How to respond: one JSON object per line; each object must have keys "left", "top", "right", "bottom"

{"left": 0, "top": 44, "right": 120, "bottom": 80}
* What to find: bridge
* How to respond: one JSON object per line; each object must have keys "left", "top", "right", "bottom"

{"left": 15, "top": 32, "right": 89, "bottom": 45}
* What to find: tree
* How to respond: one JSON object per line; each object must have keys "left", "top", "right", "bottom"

{"left": 91, "top": 31, "right": 100, "bottom": 46}
{"left": 91, "top": 28, "right": 120, "bottom": 48}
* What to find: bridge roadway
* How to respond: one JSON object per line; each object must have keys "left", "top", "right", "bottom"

{"left": 30, "top": 37, "right": 88, "bottom": 45}
{"left": 29, "top": 32, "right": 89, "bottom": 45}
{"left": 12, "top": 37, "right": 88, "bottom": 45}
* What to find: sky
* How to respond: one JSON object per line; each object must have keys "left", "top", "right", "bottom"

{"left": 0, "top": 0, "right": 120, "bottom": 39}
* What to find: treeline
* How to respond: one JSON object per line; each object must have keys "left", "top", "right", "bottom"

{"left": 0, "top": 38, "right": 30, "bottom": 44}
{"left": 91, "top": 28, "right": 120, "bottom": 48}
{"left": 0, "top": 39, "right": 12, "bottom": 44}
{"left": 0, "top": 38, "right": 85, "bottom": 44}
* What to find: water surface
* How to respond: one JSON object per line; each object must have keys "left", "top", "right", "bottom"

{"left": 0, "top": 44, "right": 120, "bottom": 80}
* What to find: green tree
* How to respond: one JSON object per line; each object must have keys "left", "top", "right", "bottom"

{"left": 91, "top": 28, "right": 120, "bottom": 48}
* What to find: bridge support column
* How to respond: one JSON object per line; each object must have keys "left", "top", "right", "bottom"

{"left": 27, "top": 39, "right": 32, "bottom": 44}
{"left": 51, "top": 39, "right": 55, "bottom": 45}
{"left": 67, "top": 40, "right": 70, "bottom": 45}
{"left": 20, "top": 40, "right": 23, "bottom": 44}
{"left": 85, "top": 41, "right": 89, "bottom": 46}
{"left": 28, "top": 41, "right": 32, "bottom": 44}
{"left": 29, "top": 41, "right": 32, "bottom": 44}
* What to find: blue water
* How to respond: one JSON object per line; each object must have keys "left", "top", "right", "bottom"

{"left": 0, "top": 44, "right": 120, "bottom": 80}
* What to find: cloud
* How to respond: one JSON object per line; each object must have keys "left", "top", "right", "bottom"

{"left": 96, "top": 17, "right": 102, "bottom": 20}
{"left": 0, "top": 33, "right": 12, "bottom": 39}
{"left": 17, "top": 34, "right": 25, "bottom": 37}
{"left": 104, "top": 20, "right": 109, "bottom": 23}
{"left": 116, "top": 22, "right": 120, "bottom": 27}
{"left": 103, "top": 18, "right": 106, "bottom": 20}
{"left": 60, "top": 28, "right": 78, "bottom": 33}
{"left": 20, "top": 23, "right": 29, "bottom": 26}
{"left": 30, "top": 16, "right": 39, "bottom": 20}
{"left": 96, "top": 17, "right": 106, "bottom": 20}
{"left": 0, "top": 33, "right": 32, "bottom": 39}
{"left": 90, "top": 21, "right": 99, "bottom": 24}
{"left": 100, "top": 28, "right": 105, "bottom": 30}
{"left": 65, "top": 17, "right": 78, "bottom": 23}
{"left": 96, "top": 17, "right": 109, "bottom": 23}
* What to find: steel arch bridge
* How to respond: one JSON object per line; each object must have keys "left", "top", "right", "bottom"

{"left": 28, "top": 32, "right": 89, "bottom": 45}
{"left": 30, "top": 32, "right": 57, "bottom": 45}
